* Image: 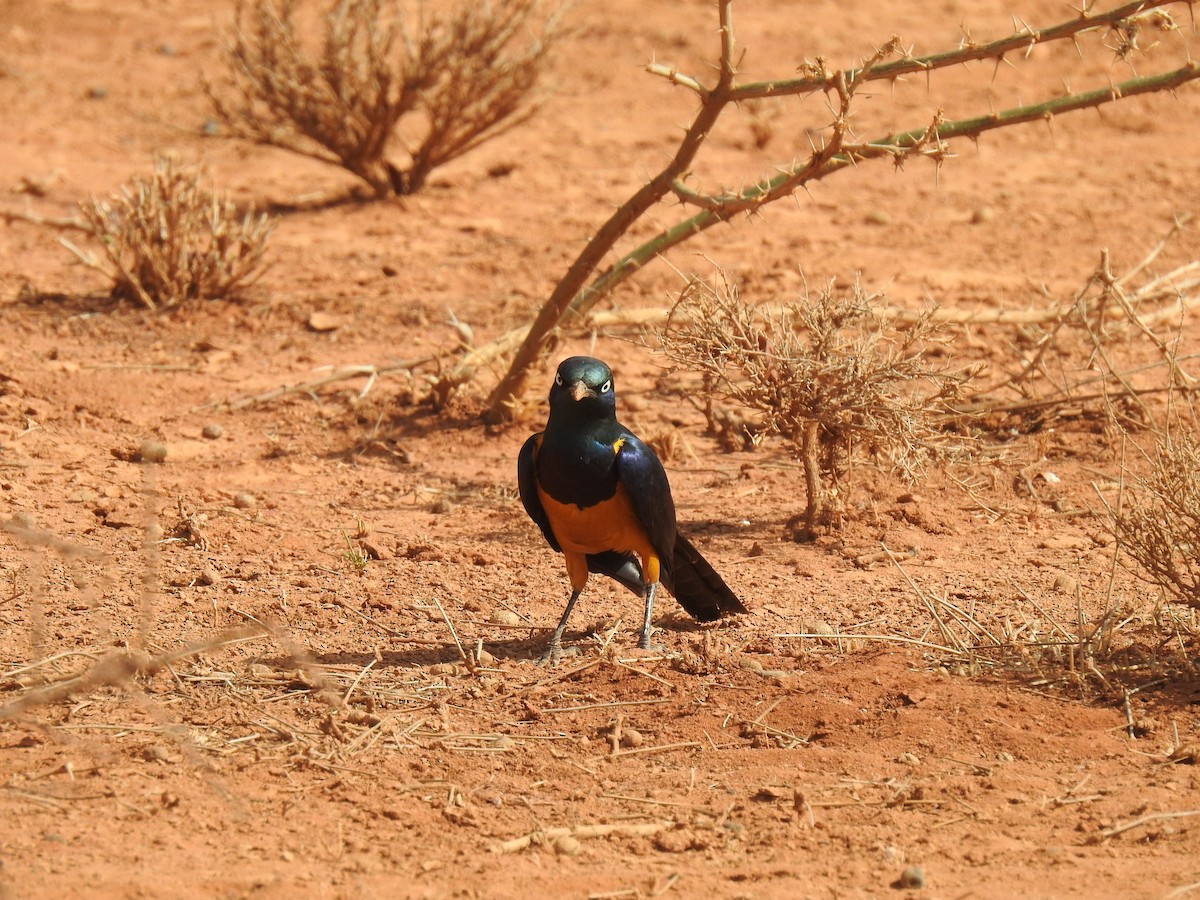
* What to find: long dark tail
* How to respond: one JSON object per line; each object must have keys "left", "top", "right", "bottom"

{"left": 664, "top": 534, "right": 748, "bottom": 622}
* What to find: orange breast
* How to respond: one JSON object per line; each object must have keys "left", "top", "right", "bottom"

{"left": 537, "top": 481, "right": 660, "bottom": 583}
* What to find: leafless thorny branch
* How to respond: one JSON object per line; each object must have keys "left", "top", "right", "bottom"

{"left": 206, "top": 0, "right": 560, "bottom": 197}
{"left": 452, "top": 0, "right": 1200, "bottom": 421}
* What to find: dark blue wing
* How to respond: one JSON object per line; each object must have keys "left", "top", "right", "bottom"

{"left": 614, "top": 432, "right": 678, "bottom": 579}
{"left": 517, "top": 433, "right": 560, "bottom": 552}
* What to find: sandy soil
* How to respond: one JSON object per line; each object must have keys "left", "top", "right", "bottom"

{"left": 2, "top": 0, "right": 1200, "bottom": 897}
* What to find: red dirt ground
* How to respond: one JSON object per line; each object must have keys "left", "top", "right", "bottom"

{"left": 2, "top": 0, "right": 1200, "bottom": 897}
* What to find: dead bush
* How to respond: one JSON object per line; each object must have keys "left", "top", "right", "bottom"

{"left": 661, "top": 269, "right": 977, "bottom": 537}
{"left": 1109, "top": 432, "right": 1200, "bottom": 610}
{"left": 64, "top": 157, "right": 273, "bottom": 310}
{"left": 207, "top": 0, "right": 559, "bottom": 197}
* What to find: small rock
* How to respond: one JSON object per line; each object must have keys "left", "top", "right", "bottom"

{"left": 739, "top": 657, "right": 764, "bottom": 674}
{"left": 197, "top": 567, "right": 221, "bottom": 587}
{"left": 554, "top": 835, "right": 582, "bottom": 856}
{"left": 86, "top": 86, "right": 107, "bottom": 100}
{"left": 880, "top": 844, "right": 906, "bottom": 863}
{"left": 970, "top": 206, "right": 994, "bottom": 224}
{"left": 1052, "top": 572, "right": 1078, "bottom": 594}
{"left": 806, "top": 620, "right": 835, "bottom": 639}
{"left": 232, "top": 492, "right": 256, "bottom": 510}
{"left": 474, "top": 648, "right": 497, "bottom": 667}
{"left": 898, "top": 865, "right": 925, "bottom": 889}
{"left": 864, "top": 210, "right": 892, "bottom": 226}
{"left": 201, "top": 423, "right": 224, "bottom": 440}
{"left": 653, "top": 829, "right": 697, "bottom": 853}
{"left": 619, "top": 728, "right": 643, "bottom": 749}
{"left": 490, "top": 609, "right": 521, "bottom": 626}
{"left": 139, "top": 440, "right": 168, "bottom": 463}
{"left": 307, "top": 311, "right": 343, "bottom": 332}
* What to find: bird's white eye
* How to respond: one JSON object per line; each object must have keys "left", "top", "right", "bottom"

{"left": 601, "top": 379, "right": 611, "bottom": 393}
{"left": 554, "top": 372, "right": 562, "bottom": 386}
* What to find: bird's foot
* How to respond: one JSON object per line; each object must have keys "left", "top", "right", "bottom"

{"left": 536, "top": 642, "right": 582, "bottom": 667}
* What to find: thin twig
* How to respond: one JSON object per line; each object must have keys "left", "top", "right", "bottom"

{"left": 1100, "top": 808, "right": 1200, "bottom": 840}
{"left": 432, "top": 596, "right": 467, "bottom": 661}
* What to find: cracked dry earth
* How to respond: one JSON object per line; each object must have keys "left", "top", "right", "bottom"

{"left": 2, "top": 0, "right": 1200, "bottom": 897}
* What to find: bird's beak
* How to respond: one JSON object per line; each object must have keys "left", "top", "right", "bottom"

{"left": 569, "top": 380, "right": 595, "bottom": 402}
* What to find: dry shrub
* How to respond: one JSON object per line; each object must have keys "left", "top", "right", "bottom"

{"left": 661, "top": 270, "right": 977, "bottom": 537}
{"left": 207, "top": 0, "right": 559, "bottom": 197}
{"left": 66, "top": 157, "right": 273, "bottom": 310}
{"left": 1110, "top": 431, "right": 1200, "bottom": 610}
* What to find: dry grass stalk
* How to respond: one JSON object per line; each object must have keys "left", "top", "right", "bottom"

{"left": 62, "top": 157, "right": 273, "bottom": 309}
{"left": 660, "top": 269, "right": 976, "bottom": 535}
{"left": 492, "top": 820, "right": 672, "bottom": 854}
{"left": 1106, "top": 432, "right": 1200, "bottom": 610}
{"left": 207, "top": 0, "right": 558, "bottom": 196}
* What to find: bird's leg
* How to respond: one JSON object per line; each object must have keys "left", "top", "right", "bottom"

{"left": 637, "top": 581, "right": 659, "bottom": 650}
{"left": 539, "top": 588, "right": 582, "bottom": 665}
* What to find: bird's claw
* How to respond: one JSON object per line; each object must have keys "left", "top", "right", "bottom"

{"left": 536, "top": 643, "right": 581, "bottom": 667}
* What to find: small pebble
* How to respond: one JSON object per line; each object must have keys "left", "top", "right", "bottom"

{"left": 970, "top": 206, "right": 994, "bottom": 224}
{"left": 490, "top": 609, "right": 521, "bottom": 626}
{"left": 197, "top": 567, "right": 221, "bottom": 587}
{"left": 86, "top": 86, "right": 107, "bottom": 100}
{"left": 1052, "top": 572, "right": 1078, "bottom": 594}
{"left": 864, "top": 209, "right": 892, "bottom": 226}
{"left": 619, "top": 728, "right": 643, "bottom": 749}
{"left": 201, "top": 423, "right": 224, "bottom": 440}
{"left": 898, "top": 865, "right": 925, "bottom": 889}
{"left": 139, "top": 439, "right": 168, "bottom": 463}
{"left": 554, "top": 835, "right": 582, "bottom": 856}
{"left": 475, "top": 648, "right": 496, "bottom": 667}
{"left": 233, "top": 491, "right": 256, "bottom": 510}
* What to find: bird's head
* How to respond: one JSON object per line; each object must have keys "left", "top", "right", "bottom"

{"left": 548, "top": 356, "right": 616, "bottom": 419}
